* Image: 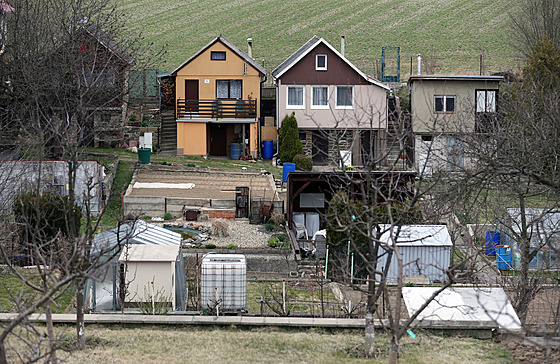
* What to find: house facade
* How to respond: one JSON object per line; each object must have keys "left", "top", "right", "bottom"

{"left": 170, "top": 36, "right": 266, "bottom": 157}
{"left": 272, "top": 36, "right": 389, "bottom": 167}
{"left": 409, "top": 75, "right": 503, "bottom": 173}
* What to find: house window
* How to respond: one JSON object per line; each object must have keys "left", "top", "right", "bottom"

{"left": 312, "top": 86, "right": 328, "bottom": 108}
{"left": 211, "top": 51, "right": 226, "bottom": 61}
{"left": 299, "top": 132, "right": 307, "bottom": 140}
{"left": 217, "top": 79, "right": 242, "bottom": 99}
{"left": 287, "top": 86, "right": 304, "bottom": 108}
{"left": 435, "top": 95, "right": 455, "bottom": 113}
{"left": 336, "top": 86, "right": 353, "bottom": 108}
{"left": 476, "top": 90, "right": 496, "bottom": 113}
{"left": 316, "top": 54, "right": 327, "bottom": 71}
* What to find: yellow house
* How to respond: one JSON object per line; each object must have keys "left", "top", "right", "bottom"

{"left": 171, "top": 36, "right": 267, "bottom": 157}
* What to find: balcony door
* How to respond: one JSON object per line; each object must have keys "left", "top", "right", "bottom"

{"left": 185, "top": 80, "right": 199, "bottom": 112}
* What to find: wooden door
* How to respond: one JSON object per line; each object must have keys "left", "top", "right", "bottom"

{"left": 209, "top": 124, "right": 227, "bottom": 156}
{"left": 185, "top": 80, "right": 199, "bottom": 112}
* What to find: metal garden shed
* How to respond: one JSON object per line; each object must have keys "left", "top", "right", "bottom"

{"left": 375, "top": 225, "right": 452, "bottom": 284}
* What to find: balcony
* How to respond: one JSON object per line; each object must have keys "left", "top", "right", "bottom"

{"left": 176, "top": 98, "right": 257, "bottom": 120}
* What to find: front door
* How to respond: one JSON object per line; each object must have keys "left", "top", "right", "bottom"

{"left": 312, "top": 130, "right": 329, "bottom": 166}
{"left": 209, "top": 123, "right": 227, "bottom": 156}
{"left": 185, "top": 80, "right": 199, "bottom": 112}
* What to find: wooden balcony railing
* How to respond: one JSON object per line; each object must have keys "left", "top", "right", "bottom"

{"left": 176, "top": 98, "right": 257, "bottom": 119}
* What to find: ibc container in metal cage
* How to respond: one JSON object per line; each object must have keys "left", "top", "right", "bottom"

{"left": 201, "top": 253, "right": 247, "bottom": 311}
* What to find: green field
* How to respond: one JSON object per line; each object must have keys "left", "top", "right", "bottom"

{"left": 118, "top": 0, "right": 523, "bottom": 78}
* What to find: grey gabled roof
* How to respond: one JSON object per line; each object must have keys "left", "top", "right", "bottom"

{"left": 171, "top": 35, "right": 266, "bottom": 76}
{"left": 271, "top": 36, "right": 389, "bottom": 90}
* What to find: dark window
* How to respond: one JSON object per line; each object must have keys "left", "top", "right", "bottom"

{"left": 435, "top": 96, "right": 455, "bottom": 113}
{"left": 421, "top": 135, "right": 433, "bottom": 142}
{"left": 299, "top": 132, "right": 306, "bottom": 140}
{"left": 211, "top": 51, "right": 226, "bottom": 61}
{"left": 316, "top": 54, "right": 327, "bottom": 70}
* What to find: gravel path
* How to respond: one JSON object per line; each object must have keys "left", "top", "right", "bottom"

{"left": 172, "top": 219, "right": 276, "bottom": 248}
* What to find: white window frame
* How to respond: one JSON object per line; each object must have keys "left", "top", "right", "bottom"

{"left": 286, "top": 85, "right": 305, "bottom": 109}
{"left": 311, "top": 86, "right": 329, "bottom": 109}
{"left": 335, "top": 86, "right": 354, "bottom": 109}
{"left": 434, "top": 95, "right": 456, "bottom": 113}
{"left": 316, "top": 54, "right": 327, "bottom": 71}
{"left": 476, "top": 90, "right": 497, "bottom": 113}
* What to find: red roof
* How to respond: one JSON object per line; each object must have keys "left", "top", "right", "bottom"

{"left": 0, "top": 0, "right": 14, "bottom": 13}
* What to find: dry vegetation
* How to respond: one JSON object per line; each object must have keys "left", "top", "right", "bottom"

{"left": 6, "top": 325, "right": 513, "bottom": 363}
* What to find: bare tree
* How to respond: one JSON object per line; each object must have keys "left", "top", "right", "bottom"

{"left": 0, "top": 0, "right": 163, "bottom": 359}
{"left": 510, "top": 0, "right": 560, "bottom": 57}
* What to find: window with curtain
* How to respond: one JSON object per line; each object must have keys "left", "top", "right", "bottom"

{"left": 312, "top": 86, "right": 328, "bottom": 107}
{"left": 217, "top": 80, "right": 242, "bottom": 99}
{"left": 336, "top": 86, "right": 353, "bottom": 107}
{"left": 476, "top": 90, "right": 496, "bottom": 112}
{"left": 287, "top": 86, "right": 304, "bottom": 108}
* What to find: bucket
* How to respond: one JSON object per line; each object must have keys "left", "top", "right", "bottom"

{"left": 496, "top": 245, "right": 511, "bottom": 270}
{"left": 138, "top": 148, "right": 151, "bottom": 164}
{"left": 262, "top": 140, "right": 273, "bottom": 159}
{"left": 282, "top": 162, "right": 295, "bottom": 183}
{"left": 485, "top": 231, "right": 501, "bottom": 256}
{"left": 230, "top": 143, "right": 241, "bottom": 160}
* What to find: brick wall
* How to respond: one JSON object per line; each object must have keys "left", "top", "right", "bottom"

{"left": 207, "top": 210, "right": 236, "bottom": 219}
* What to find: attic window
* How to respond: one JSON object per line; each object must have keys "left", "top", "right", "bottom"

{"left": 316, "top": 54, "right": 327, "bottom": 71}
{"left": 211, "top": 51, "right": 226, "bottom": 61}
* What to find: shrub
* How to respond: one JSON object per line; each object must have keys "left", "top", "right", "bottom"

{"left": 211, "top": 219, "right": 229, "bottom": 237}
{"left": 270, "top": 212, "right": 285, "bottom": 226}
{"left": 293, "top": 154, "right": 312, "bottom": 171}
{"left": 276, "top": 233, "right": 286, "bottom": 242}
{"left": 267, "top": 237, "right": 279, "bottom": 248}
{"left": 163, "top": 212, "right": 173, "bottom": 220}
{"left": 265, "top": 221, "right": 275, "bottom": 232}
{"left": 226, "top": 243, "right": 236, "bottom": 249}
{"left": 14, "top": 191, "right": 82, "bottom": 242}
{"left": 278, "top": 112, "right": 303, "bottom": 163}
{"left": 205, "top": 244, "right": 216, "bottom": 249}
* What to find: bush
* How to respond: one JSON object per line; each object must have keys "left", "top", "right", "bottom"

{"left": 276, "top": 233, "right": 286, "bottom": 242}
{"left": 267, "top": 237, "right": 279, "bottom": 248}
{"left": 205, "top": 244, "right": 216, "bottom": 249}
{"left": 14, "top": 190, "right": 82, "bottom": 242}
{"left": 278, "top": 112, "right": 303, "bottom": 163}
{"left": 163, "top": 212, "right": 173, "bottom": 220}
{"left": 293, "top": 154, "right": 312, "bottom": 171}
{"left": 265, "top": 221, "right": 275, "bottom": 232}
{"left": 226, "top": 243, "right": 236, "bottom": 249}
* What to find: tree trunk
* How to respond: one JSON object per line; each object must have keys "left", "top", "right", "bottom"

{"left": 365, "top": 277, "right": 376, "bottom": 358}
{"left": 388, "top": 338, "right": 399, "bottom": 364}
{"left": 45, "top": 300, "right": 58, "bottom": 364}
{"left": 76, "top": 281, "right": 85, "bottom": 350}
{"left": 0, "top": 342, "right": 7, "bottom": 364}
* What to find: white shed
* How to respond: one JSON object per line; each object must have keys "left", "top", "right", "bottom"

{"left": 118, "top": 244, "right": 185, "bottom": 311}
{"left": 375, "top": 225, "right": 452, "bottom": 283}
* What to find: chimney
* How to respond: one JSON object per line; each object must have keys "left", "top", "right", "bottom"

{"left": 247, "top": 37, "right": 253, "bottom": 58}
{"left": 417, "top": 54, "right": 422, "bottom": 75}
{"left": 340, "top": 35, "right": 345, "bottom": 57}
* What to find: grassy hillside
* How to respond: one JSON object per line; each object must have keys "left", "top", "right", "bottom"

{"left": 118, "top": 0, "right": 523, "bottom": 79}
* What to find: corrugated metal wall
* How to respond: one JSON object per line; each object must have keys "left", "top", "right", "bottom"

{"left": 376, "top": 246, "right": 450, "bottom": 283}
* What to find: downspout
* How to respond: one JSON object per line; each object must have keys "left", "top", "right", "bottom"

{"left": 274, "top": 76, "right": 279, "bottom": 163}
{"left": 260, "top": 66, "right": 267, "bottom": 159}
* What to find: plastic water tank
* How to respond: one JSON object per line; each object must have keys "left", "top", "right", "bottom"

{"left": 282, "top": 162, "right": 295, "bottom": 183}
{"left": 262, "top": 140, "right": 273, "bottom": 159}
{"left": 485, "top": 231, "right": 501, "bottom": 256}
{"left": 230, "top": 143, "right": 242, "bottom": 160}
{"left": 201, "top": 253, "right": 246, "bottom": 311}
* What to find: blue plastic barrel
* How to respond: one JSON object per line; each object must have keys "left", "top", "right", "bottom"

{"left": 496, "top": 245, "right": 511, "bottom": 270}
{"left": 230, "top": 143, "right": 241, "bottom": 160}
{"left": 282, "top": 162, "right": 295, "bottom": 183}
{"left": 262, "top": 140, "right": 273, "bottom": 159}
{"left": 485, "top": 231, "right": 501, "bottom": 256}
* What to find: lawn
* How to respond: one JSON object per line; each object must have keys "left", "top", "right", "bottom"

{"left": 117, "top": 0, "right": 522, "bottom": 77}
{"left": 20, "top": 325, "right": 512, "bottom": 364}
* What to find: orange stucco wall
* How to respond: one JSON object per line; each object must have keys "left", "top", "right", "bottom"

{"left": 175, "top": 42, "right": 262, "bottom": 117}
{"left": 177, "top": 122, "right": 206, "bottom": 155}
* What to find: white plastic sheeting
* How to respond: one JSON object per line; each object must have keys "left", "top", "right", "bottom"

{"left": 403, "top": 287, "right": 522, "bottom": 330}
{"left": 133, "top": 182, "right": 195, "bottom": 189}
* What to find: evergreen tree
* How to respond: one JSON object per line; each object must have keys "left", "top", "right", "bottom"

{"left": 278, "top": 112, "right": 303, "bottom": 163}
